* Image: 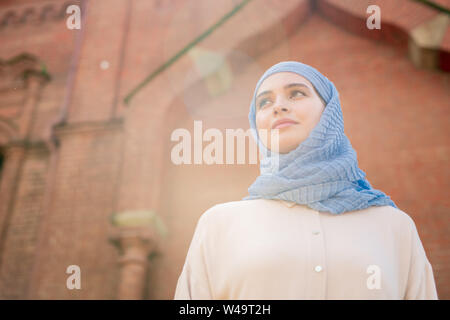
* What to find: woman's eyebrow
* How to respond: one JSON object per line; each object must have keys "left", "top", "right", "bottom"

{"left": 255, "top": 83, "right": 310, "bottom": 100}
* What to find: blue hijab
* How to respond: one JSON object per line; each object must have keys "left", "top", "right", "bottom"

{"left": 243, "top": 61, "right": 397, "bottom": 214}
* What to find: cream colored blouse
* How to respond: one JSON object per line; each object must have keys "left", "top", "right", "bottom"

{"left": 174, "top": 199, "right": 438, "bottom": 299}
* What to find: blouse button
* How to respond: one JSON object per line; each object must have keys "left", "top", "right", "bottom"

{"left": 315, "top": 265, "right": 323, "bottom": 272}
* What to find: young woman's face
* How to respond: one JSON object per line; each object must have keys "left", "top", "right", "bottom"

{"left": 255, "top": 72, "right": 325, "bottom": 154}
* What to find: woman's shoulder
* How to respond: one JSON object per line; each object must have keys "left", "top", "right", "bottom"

{"left": 201, "top": 199, "right": 269, "bottom": 218}
{"left": 191, "top": 200, "right": 261, "bottom": 237}
{"left": 364, "top": 205, "right": 418, "bottom": 234}
{"left": 197, "top": 198, "right": 282, "bottom": 225}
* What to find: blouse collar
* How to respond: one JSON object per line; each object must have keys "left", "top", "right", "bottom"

{"left": 278, "top": 199, "right": 296, "bottom": 208}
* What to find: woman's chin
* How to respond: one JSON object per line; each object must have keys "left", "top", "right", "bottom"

{"left": 263, "top": 143, "right": 298, "bottom": 154}
{"left": 260, "top": 136, "right": 305, "bottom": 154}
{"left": 278, "top": 146, "right": 297, "bottom": 154}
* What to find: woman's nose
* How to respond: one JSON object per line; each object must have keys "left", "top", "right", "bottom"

{"left": 273, "top": 103, "right": 289, "bottom": 115}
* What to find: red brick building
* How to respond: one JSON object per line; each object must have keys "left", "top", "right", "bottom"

{"left": 0, "top": 0, "right": 448, "bottom": 299}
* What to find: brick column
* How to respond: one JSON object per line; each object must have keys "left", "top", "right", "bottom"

{"left": 0, "top": 143, "right": 26, "bottom": 269}
{"left": 19, "top": 75, "right": 44, "bottom": 139}
{"left": 110, "top": 226, "right": 155, "bottom": 300}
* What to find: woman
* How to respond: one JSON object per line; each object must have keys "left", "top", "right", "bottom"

{"left": 174, "top": 61, "right": 438, "bottom": 299}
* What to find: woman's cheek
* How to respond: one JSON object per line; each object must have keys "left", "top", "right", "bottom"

{"left": 255, "top": 113, "right": 269, "bottom": 131}
{"left": 257, "top": 129, "right": 270, "bottom": 149}
{"left": 293, "top": 107, "right": 309, "bottom": 122}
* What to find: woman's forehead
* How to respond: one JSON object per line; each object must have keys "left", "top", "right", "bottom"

{"left": 256, "top": 72, "right": 313, "bottom": 95}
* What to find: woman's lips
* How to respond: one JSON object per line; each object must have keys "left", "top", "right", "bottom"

{"left": 273, "top": 121, "right": 298, "bottom": 129}
{"left": 272, "top": 120, "right": 297, "bottom": 129}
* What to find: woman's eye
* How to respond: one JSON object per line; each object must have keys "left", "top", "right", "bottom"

{"left": 291, "top": 90, "right": 305, "bottom": 98}
{"left": 258, "top": 99, "right": 270, "bottom": 109}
